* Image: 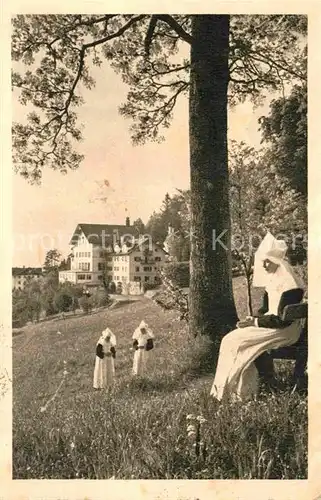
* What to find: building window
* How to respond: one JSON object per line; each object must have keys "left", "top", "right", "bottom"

{"left": 79, "top": 262, "right": 90, "bottom": 271}
{"left": 143, "top": 266, "right": 152, "bottom": 272}
{"left": 155, "top": 257, "right": 161, "bottom": 261}
{"left": 99, "top": 251, "right": 104, "bottom": 258}
{"left": 134, "top": 276, "right": 141, "bottom": 281}
{"left": 78, "top": 274, "right": 86, "bottom": 280}
{"left": 106, "top": 256, "right": 112, "bottom": 262}
{"left": 107, "top": 266, "right": 113, "bottom": 271}
{"left": 86, "top": 274, "right": 92, "bottom": 280}
{"left": 98, "top": 262, "right": 105, "bottom": 271}
{"left": 135, "top": 266, "right": 140, "bottom": 272}
{"left": 134, "top": 256, "right": 140, "bottom": 262}
{"left": 145, "top": 276, "right": 150, "bottom": 282}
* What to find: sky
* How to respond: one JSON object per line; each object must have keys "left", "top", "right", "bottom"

{"left": 12, "top": 49, "right": 272, "bottom": 268}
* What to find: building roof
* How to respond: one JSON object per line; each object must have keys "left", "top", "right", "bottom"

{"left": 12, "top": 267, "right": 43, "bottom": 276}
{"left": 69, "top": 223, "right": 140, "bottom": 247}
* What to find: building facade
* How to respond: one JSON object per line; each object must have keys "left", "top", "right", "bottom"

{"left": 59, "top": 220, "right": 167, "bottom": 293}
{"left": 12, "top": 267, "right": 43, "bottom": 290}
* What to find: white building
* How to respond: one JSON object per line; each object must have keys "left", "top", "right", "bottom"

{"left": 12, "top": 267, "right": 43, "bottom": 290}
{"left": 59, "top": 219, "right": 167, "bottom": 294}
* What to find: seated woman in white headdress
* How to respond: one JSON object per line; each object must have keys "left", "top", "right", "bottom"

{"left": 93, "top": 327, "right": 117, "bottom": 389}
{"left": 210, "top": 232, "right": 305, "bottom": 402}
{"left": 132, "top": 320, "right": 154, "bottom": 376}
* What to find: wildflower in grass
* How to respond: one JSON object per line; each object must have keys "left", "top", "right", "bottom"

{"left": 70, "top": 441, "right": 75, "bottom": 450}
{"left": 186, "top": 414, "right": 194, "bottom": 420}
{"left": 196, "top": 415, "right": 207, "bottom": 424}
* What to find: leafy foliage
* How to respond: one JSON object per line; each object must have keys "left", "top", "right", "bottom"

{"left": 229, "top": 140, "right": 307, "bottom": 312}
{"left": 154, "top": 269, "right": 189, "bottom": 321}
{"left": 12, "top": 14, "right": 306, "bottom": 182}
{"left": 163, "top": 262, "right": 190, "bottom": 288}
{"left": 145, "top": 190, "right": 190, "bottom": 260}
{"left": 78, "top": 294, "right": 93, "bottom": 314}
{"left": 54, "top": 290, "right": 73, "bottom": 313}
{"left": 259, "top": 84, "right": 307, "bottom": 197}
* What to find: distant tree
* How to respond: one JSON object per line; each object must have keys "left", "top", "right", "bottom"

{"left": 229, "top": 140, "right": 307, "bottom": 313}
{"left": 132, "top": 217, "right": 145, "bottom": 234}
{"left": 259, "top": 83, "right": 307, "bottom": 198}
{"left": 43, "top": 249, "right": 62, "bottom": 280}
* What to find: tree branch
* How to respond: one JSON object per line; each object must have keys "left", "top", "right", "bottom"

{"left": 156, "top": 15, "right": 193, "bottom": 44}
{"left": 145, "top": 15, "right": 158, "bottom": 56}
{"left": 83, "top": 15, "right": 146, "bottom": 50}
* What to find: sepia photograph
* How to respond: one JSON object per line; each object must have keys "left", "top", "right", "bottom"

{"left": 7, "top": 10, "right": 311, "bottom": 487}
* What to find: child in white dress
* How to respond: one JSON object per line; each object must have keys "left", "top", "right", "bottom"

{"left": 132, "top": 320, "right": 154, "bottom": 376}
{"left": 93, "top": 327, "right": 116, "bottom": 389}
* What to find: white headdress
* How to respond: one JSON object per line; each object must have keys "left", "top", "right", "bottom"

{"left": 132, "top": 320, "right": 154, "bottom": 341}
{"left": 98, "top": 327, "right": 117, "bottom": 347}
{"left": 252, "top": 232, "right": 304, "bottom": 292}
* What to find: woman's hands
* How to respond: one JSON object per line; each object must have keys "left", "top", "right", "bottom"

{"left": 237, "top": 316, "right": 255, "bottom": 328}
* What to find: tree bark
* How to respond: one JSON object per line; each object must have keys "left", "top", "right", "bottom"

{"left": 189, "top": 15, "right": 239, "bottom": 339}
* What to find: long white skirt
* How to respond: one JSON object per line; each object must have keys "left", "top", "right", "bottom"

{"left": 132, "top": 348, "right": 151, "bottom": 376}
{"left": 210, "top": 320, "right": 302, "bottom": 402}
{"left": 93, "top": 355, "right": 115, "bottom": 389}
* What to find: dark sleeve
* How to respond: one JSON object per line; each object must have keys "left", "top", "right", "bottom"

{"left": 257, "top": 291, "right": 269, "bottom": 316}
{"left": 96, "top": 343, "right": 104, "bottom": 359}
{"left": 133, "top": 339, "right": 139, "bottom": 350}
{"left": 257, "top": 288, "right": 304, "bottom": 329}
{"left": 110, "top": 346, "right": 116, "bottom": 359}
{"left": 145, "top": 338, "right": 154, "bottom": 351}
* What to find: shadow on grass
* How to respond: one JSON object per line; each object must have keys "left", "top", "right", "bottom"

{"left": 179, "top": 336, "right": 221, "bottom": 381}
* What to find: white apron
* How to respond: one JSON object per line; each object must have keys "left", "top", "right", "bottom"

{"left": 210, "top": 286, "right": 302, "bottom": 401}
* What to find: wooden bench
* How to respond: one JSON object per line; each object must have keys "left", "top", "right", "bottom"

{"left": 270, "top": 302, "right": 308, "bottom": 384}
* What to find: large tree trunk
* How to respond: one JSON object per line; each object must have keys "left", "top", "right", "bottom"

{"left": 189, "top": 15, "right": 239, "bottom": 339}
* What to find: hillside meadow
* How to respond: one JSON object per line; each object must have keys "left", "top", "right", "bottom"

{"left": 12, "top": 277, "right": 307, "bottom": 479}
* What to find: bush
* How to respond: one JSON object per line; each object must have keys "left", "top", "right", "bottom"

{"left": 154, "top": 270, "right": 189, "bottom": 321}
{"left": 12, "top": 297, "right": 29, "bottom": 327}
{"left": 78, "top": 295, "right": 93, "bottom": 314}
{"left": 91, "top": 289, "right": 111, "bottom": 308}
{"left": 41, "top": 295, "right": 59, "bottom": 317}
{"left": 54, "top": 291, "right": 73, "bottom": 313}
{"left": 162, "top": 261, "right": 190, "bottom": 288}
{"left": 142, "top": 283, "right": 160, "bottom": 292}
{"left": 109, "top": 282, "right": 116, "bottom": 294}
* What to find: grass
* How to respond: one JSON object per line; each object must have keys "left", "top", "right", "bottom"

{"left": 12, "top": 277, "right": 307, "bottom": 479}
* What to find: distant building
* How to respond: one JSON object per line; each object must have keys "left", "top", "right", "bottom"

{"left": 12, "top": 267, "right": 43, "bottom": 290}
{"left": 58, "top": 218, "right": 167, "bottom": 294}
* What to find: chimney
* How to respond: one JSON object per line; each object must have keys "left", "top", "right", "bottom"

{"left": 126, "top": 216, "right": 130, "bottom": 227}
